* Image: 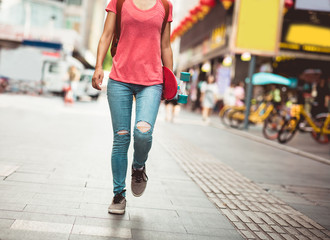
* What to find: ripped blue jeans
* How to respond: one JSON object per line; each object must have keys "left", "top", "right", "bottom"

{"left": 107, "top": 79, "right": 162, "bottom": 196}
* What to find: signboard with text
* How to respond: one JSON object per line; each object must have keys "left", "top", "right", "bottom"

{"left": 280, "top": 8, "right": 330, "bottom": 55}
{"left": 232, "top": 0, "right": 283, "bottom": 56}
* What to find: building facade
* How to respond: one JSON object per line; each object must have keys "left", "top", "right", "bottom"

{"left": 0, "top": 0, "right": 108, "bottom": 67}
{"left": 173, "top": 0, "right": 330, "bottom": 80}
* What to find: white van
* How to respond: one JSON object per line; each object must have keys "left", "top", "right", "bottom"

{"left": 76, "top": 69, "right": 98, "bottom": 100}
{"left": 75, "top": 69, "right": 109, "bottom": 101}
{"left": 43, "top": 56, "right": 84, "bottom": 94}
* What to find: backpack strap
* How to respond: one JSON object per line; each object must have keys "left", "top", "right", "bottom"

{"left": 111, "top": 0, "right": 125, "bottom": 57}
{"left": 160, "top": 0, "right": 169, "bottom": 35}
{"left": 115, "top": 0, "right": 125, "bottom": 38}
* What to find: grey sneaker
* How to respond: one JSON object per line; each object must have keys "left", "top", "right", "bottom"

{"left": 108, "top": 190, "right": 126, "bottom": 215}
{"left": 131, "top": 166, "right": 148, "bottom": 197}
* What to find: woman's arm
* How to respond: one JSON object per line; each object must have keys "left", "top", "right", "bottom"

{"left": 92, "top": 12, "right": 116, "bottom": 90}
{"left": 161, "top": 22, "right": 173, "bottom": 72}
{"left": 200, "top": 82, "right": 206, "bottom": 103}
{"left": 200, "top": 92, "right": 205, "bottom": 103}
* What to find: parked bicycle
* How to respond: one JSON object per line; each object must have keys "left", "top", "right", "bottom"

{"left": 229, "top": 102, "right": 274, "bottom": 129}
{"left": 262, "top": 107, "right": 286, "bottom": 140}
{"left": 277, "top": 104, "right": 330, "bottom": 144}
{"left": 219, "top": 105, "right": 245, "bottom": 127}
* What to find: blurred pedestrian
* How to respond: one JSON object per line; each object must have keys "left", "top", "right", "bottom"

{"left": 192, "top": 70, "right": 206, "bottom": 112}
{"left": 200, "top": 75, "right": 218, "bottom": 122}
{"left": 311, "top": 74, "right": 330, "bottom": 116}
{"left": 234, "top": 81, "right": 245, "bottom": 107}
{"left": 165, "top": 99, "right": 180, "bottom": 123}
{"left": 92, "top": 0, "right": 173, "bottom": 215}
{"left": 223, "top": 82, "right": 236, "bottom": 106}
{"left": 68, "top": 66, "right": 80, "bottom": 101}
{"left": 267, "top": 84, "right": 281, "bottom": 110}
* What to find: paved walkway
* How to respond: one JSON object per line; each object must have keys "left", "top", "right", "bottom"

{"left": 209, "top": 111, "right": 329, "bottom": 161}
{"left": 158, "top": 127, "right": 330, "bottom": 240}
{"left": 0, "top": 94, "right": 329, "bottom": 240}
{"left": 0, "top": 95, "right": 241, "bottom": 240}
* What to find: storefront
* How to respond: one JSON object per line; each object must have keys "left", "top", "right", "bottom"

{"left": 173, "top": 0, "right": 255, "bottom": 90}
{"left": 276, "top": 2, "right": 330, "bottom": 77}
{"left": 173, "top": 0, "right": 330, "bottom": 80}
{"left": 172, "top": 0, "right": 330, "bottom": 119}
{"left": 178, "top": 2, "right": 230, "bottom": 70}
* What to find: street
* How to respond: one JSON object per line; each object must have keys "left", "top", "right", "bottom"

{"left": 0, "top": 94, "right": 329, "bottom": 240}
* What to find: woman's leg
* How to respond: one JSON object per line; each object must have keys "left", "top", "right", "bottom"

{"left": 202, "top": 107, "right": 208, "bottom": 121}
{"left": 132, "top": 84, "right": 162, "bottom": 169}
{"left": 107, "top": 79, "right": 133, "bottom": 196}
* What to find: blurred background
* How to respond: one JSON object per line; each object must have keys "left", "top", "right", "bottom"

{"left": 1, "top": 0, "right": 329, "bottom": 155}
{"left": 0, "top": 1, "right": 330, "bottom": 239}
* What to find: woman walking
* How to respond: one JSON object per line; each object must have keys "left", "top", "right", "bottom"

{"left": 92, "top": 0, "right": 173, "bottom": 214}
{"left": 200, "top": 75, "right": 218, "bottom": 122}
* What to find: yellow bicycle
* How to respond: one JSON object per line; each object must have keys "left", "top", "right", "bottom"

{"left": 229, "top": 102, "right": 275, "bottom": 128}
{"left": 219, "top": 105, "right": 245, "bottom": 126}
{"left": 277, "top": 105, "right": 330, "bottom": 144}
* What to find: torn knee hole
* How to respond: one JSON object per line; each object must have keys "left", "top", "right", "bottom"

{"left": 117, "top": 130, "right": 129, "bottom": 135}
{"left": 136, "top": 122, "right": 151, "bottom": 133}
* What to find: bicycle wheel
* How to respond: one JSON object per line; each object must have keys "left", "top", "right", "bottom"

{"left": 263, "top": 112, "right": 284, "bottom": 140}
{"left": 298, "top": 120, "right": 313, "bottom": 133}
{"left": 277, "top": 117, "right": 299, "bottom": 144}
{"left": 221, "top": 107, "right": 233, "bottom": 127}
{"left": 311, "top": 114, "right": 329, "bottom": 144}
{"left": 229, "top": 110, "right": 245, "bottom": 129}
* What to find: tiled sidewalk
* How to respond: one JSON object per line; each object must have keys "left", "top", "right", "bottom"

{"left": 0, "top": 95, "right": 242, "bottom": 240}
{"left": 158, "top": 127, "right": 330, "bottom": 240}
{"left": 0, "top": 142, "right": 242, "bottom": 240}
{"left": 0, "top": 94, "right": 329, "bottom": 240}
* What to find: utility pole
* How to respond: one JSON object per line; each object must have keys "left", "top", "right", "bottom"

{"left": 243, "top": 55, "right": 256, "bottom": 130}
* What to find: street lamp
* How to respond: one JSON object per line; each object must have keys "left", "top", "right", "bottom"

{"left": 241, "top": 52, "right": 251, "bottom": 61}
{"left": 222, "top": 56, "right": 233, "bottom": 67}
{"left": 220, "top": 0, "right": 234, "bottom": 10}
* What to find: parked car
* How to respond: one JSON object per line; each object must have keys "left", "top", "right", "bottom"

{"left": 76, "top": 69, "right": 109, "bottom": 101}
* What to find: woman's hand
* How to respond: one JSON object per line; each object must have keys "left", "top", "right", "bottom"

{"left": 92, "top": 67, "right": 104, "bottom": 90}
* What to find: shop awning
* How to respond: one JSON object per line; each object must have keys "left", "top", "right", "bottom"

{"left": 22, "top": 40, "right": 62, "bottom": 50}
{"left": 247, "top": 72, "right": 297, "bottom": 88}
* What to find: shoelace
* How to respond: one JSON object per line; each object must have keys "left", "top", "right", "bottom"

{"left": 132, "top": 169, "right": 148, "bottom": 183}
{"left": 113, "top": 189, "right": 126, "bottom": 204}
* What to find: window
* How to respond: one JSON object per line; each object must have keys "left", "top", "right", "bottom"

{"left": 49, "top": 63, "right": 60, "bottom": 73}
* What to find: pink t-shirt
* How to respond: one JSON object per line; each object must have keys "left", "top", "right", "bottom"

{"left": 106, "top": 0, "right": 173, "bottom": 86}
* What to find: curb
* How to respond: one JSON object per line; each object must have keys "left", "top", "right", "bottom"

{"left": 211, "top": 122, "right": 330, "bottom": 165}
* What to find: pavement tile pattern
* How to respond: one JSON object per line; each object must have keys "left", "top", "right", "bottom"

{"left": 1, "top": 95, "right": 329, "bottom": 240}
{"left": 159, "top": 129, "right": 330, "bottom": 240}
{"left": 0, "top": 95, "right": 244, "bottom": 240}
{"left": 0, "top": 164, "right": 20, "bottom": 177}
